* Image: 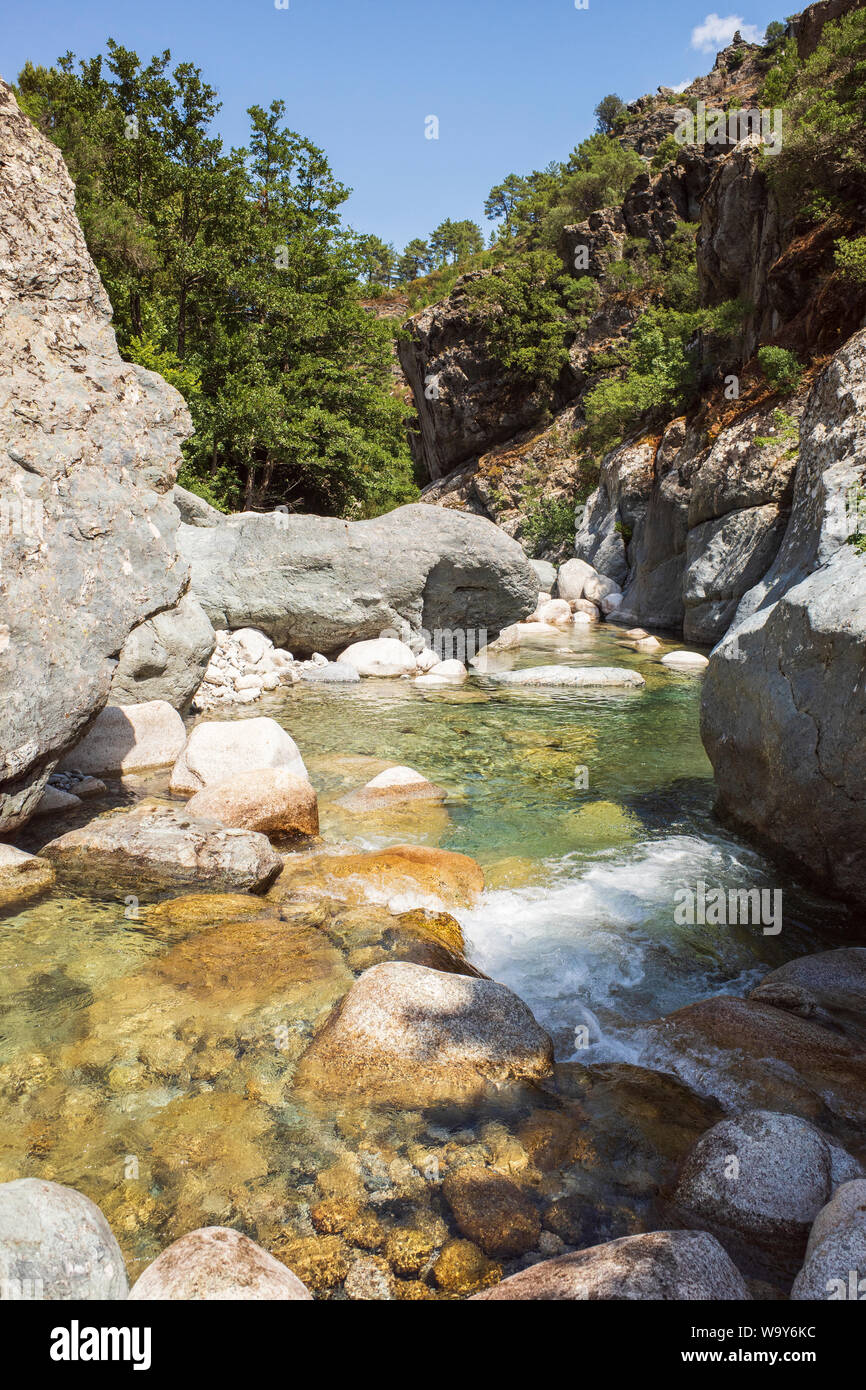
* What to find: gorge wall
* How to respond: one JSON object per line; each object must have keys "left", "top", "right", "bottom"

{"left": 0, "top": 78, "right": 193, "bottom": 830}
{"left": 397, "top": 8, "right": 866, "bottom": 907}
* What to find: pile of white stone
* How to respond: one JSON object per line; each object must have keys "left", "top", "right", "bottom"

{"left": 190, "top": 628, "right": 299, "bottom": 711}
{"left": 190, "top": 628, "right": 471, "bottom": 709}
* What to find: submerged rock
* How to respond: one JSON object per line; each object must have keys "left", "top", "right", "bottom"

{"left": 185, "top": 768, "right": 319, "bottom": 838}
{"left": 128, "top": 1226, "right": 312, "bottom": 1300}
{"left": 472, "top": 1230, "right": 751, "bottom": 1300}
{"left": 0, "top": 1178, "right": 128, "bottom": 1299}
{"left": 58, "top": 701, "right": 186, "bottom": 776}
{"left": 41, "top": 804, "right": 282, "bottom": 892}
{"left": 442, "top": 1165, "right": 541, "bottom": 1259}
{"left": 338, "top": 766, "right": 447, "bottom": 813}
{"left": 272, "top": 844, "right": 484, "bottom": 911}
{"left": 0, "top": 844, "right": 55, "bottom": 911}
{"left": 296, "top": 961, "right": 554, "bottom": 1103}
{"left": 491, "top": 666, "right": 645, "bottom": 688}
{"left": 170, "top": 716, "right": 307, "bottom": 796}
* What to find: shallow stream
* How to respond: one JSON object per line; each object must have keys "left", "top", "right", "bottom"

{"left": 0, "top": 625, "right": 854, "bottom": 1295}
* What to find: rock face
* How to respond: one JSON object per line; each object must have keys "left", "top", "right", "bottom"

{"left": 169, "top": 717, "right": 308, "bottom": 796}
{"left": 0, "top": 81, "right": 191, "bottom": 830}
{"left": 701, "top": 330, "right": 866, "bottom": 908}
{"left": 41, "top": 804, "right": 283, "bottom": 892}
{"left": 397, "top": 273, "right": 550, "bottom": 481}
{"left": 57, "top": 701, "right": 186, "bottom": 776}
{"left": 296, "top": 961, "right": 554, "bottom": 1103}
{"left": 472, "top": 1230, "right": 750, "bottom": 1300}
{"left": 128, "top": 1227, "right": 313, "bottom": 1301}
{"left": 0, "top": 1178, "right": 128, "bottom": 1299}
{"left": 671, "top": 1110, "right": 861, "bottom": 1283}
{"left": 109, "top": 594, "right": 215, "bottom": 712}
{"left": 179, "top": 503, "right": 536, "bottom": 656}
{"left": 575, "top": 400, "right": 801, "bottom": 641}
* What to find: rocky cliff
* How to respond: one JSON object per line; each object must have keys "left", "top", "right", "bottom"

{"left": 395, "top": 4, "right": 866, "bottom": 905}
{"left": 0, "top": 79, "right": 192, "bottom": 828}
{"left": 701, "top": 328, "right": 866, "bottom": 907}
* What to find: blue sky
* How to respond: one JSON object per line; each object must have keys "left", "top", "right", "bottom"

{"left": 3, "top": 0, "right": 784, "bottom": 251}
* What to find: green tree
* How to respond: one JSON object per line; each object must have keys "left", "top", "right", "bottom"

{"left": 467, "top": 251, "right": 568, "bottom": 384}
{"left": 397, "top": 238, "right": 431, "bottom": 281}
{"left": 484, "top": 173, "right": 528, "bottom": 237}
{"left": 594, "top": 93, "right": 626, "bottom": 134}
{"left": 15, "top": 46, "right": 416, "bottom": 518}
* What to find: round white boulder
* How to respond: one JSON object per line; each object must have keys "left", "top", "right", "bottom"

{"left": 337, "top": 638, "right": 418, "bottom": 677}
{"left": 170, "top": 716, "right": 308, "bottom": 795}
{"left": 0, "top": 1178, "right": 128, "bottom": 1299}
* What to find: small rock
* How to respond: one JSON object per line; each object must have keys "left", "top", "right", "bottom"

{"left": 58, "top": 701, "right": 186, "bottom": 776}
{"left": 660, "top": 650, "right": 709, "bottom": 671}
{"left": 170, "top": 716, "right": 308, "bottom": 795}
{"left": 442, "top": 1165, "right": 542, "bottom": 1259}
{"left": 34, "top": 786, "right": 82, "bottom": 815}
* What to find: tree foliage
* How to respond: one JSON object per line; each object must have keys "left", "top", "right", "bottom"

{"left": 16, "top": 43, "right": 416, "bottom": 517}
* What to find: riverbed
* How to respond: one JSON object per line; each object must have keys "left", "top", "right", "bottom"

{"left": 0, "top": 624, "right": 854, "bottom": 1295}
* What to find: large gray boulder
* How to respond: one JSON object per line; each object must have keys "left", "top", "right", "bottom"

{"left": 791, "top": 1180, "right": 866, "bottom": 1301}
{"left": 296, "top": 960, "right": 553, "bottom": 1103}
{"left": 0, "top": 81, "right": 190, "bottom": 830}
{"left": 671, "top": 1110, "right": 861, "bottom": 1282}
{"left": 701, "top": 329, "right": 866, "bottom": 908}
{"left": 180, "top": 503, "right": 537, "bottom": 655}
{"left": 109, "top": 593, "right": 215, "bottom": 712}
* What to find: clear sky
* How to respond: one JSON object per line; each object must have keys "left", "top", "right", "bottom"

{"left": 2, "top": 0, "right": 784, "bottom": 251}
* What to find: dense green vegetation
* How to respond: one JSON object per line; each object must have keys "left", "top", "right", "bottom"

{"left": 16, "top": 42, "right": 417, "bottom": 516}
{"left": 760, "top": 8, "right": 866, "bottom": 214}
{"left": 757, "top": 346, "right": 803, "bottom": 395}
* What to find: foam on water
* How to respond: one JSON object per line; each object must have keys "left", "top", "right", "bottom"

{"left": 461, "top": 833, "right": 775, "bottom": 1060}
